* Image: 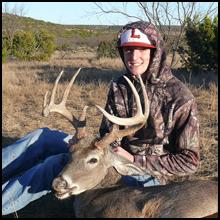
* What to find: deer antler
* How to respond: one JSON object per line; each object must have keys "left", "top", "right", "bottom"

{"left": 95, "top": 74, "right": 149, "bottom": 149}
{"left": 43, "top": 68, "right": 88, "bottom": 139}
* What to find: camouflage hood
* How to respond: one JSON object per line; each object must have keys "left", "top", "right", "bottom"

{"left": 117, "top": 21, "right": 173, "bottom": 85}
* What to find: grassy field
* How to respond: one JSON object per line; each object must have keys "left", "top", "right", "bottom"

{"left": 2, "top": 49, "right": 218, "bottom": 218}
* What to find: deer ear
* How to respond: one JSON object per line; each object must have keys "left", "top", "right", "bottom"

{"left": 112, "top": 158, "right": 146, "bottom": 176}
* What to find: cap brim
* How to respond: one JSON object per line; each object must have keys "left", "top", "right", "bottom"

{"left": 119, "top": 42, "right": 156, "bottom": 48}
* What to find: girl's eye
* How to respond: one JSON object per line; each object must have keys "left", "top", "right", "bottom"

{"left": 88, "top": 158, "right": 98, "bottom": 164}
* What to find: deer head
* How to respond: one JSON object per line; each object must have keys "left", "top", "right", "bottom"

{"left": 43, "top": 68, "right": 149, "bottom": 199}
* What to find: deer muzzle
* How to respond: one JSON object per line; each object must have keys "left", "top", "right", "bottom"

{"left": 52, "top": 176, "right": 79, "bottom": 199}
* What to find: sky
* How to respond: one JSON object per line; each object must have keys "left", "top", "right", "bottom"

{"left": 2, "top": 2, "right": 218, "bottom": 26}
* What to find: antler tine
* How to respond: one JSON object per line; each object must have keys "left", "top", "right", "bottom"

{"left": 95, "top": 74, "right": 149, "bottom": 126}
{"left": 42, "top": 68, "right": 82, "bottom": 124}
{"left": 43, "top": 91, "right": 49, "bottom": 108}
{"left": 42, "top": 68, "right": 89, "bottom": 140}
{"left": 51, "top": 70, "right": 64, "bottom": 106}
{"left": 95, "top": 75, "right": 149, "bottom": 149}
{"left": 43, "top": 70, "right": 64, "bottom": 117}
{"left": 61, "top": 68, "right": 81, "bottom": 105}
{"left": 137, "top": 74, "right": 149, "bottom": 119}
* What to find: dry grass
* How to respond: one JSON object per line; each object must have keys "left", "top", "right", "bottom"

{"left": 2, "top": 50, "right": 218, "bottom": 218}
{"left": 188, "top": 83, "right": 218, "bottom": 179}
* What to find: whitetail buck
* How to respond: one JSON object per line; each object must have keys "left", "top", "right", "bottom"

{"left": 43, "top": 68, "right": 218, "bottom": 218}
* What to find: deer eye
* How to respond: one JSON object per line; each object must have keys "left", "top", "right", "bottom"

{"left": 88, "top": 158, "right": 98, "bottom": 164}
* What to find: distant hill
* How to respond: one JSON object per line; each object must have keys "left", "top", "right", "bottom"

{"left": 2, "top": 13, "right": 181, "bottom": 49}
{"left": 2, "top": 13, "right": 123, "bottom": 31}
{"left": 2, "top": 13, "right": 122, "bottom": 48}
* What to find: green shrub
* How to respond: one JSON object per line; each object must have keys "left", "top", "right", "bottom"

{"left": 34, "top": 29, "right": 55, "bottom": 61}
{"left": 2, "top": 47, "right": 7, "bottom": 63}
{"left": 97, "top": 39, "right": 118, "bottom": 58}
{"left": 179, "top": 15, "right": 218, "bottom": 72}
{"left": 11, "top": 29, "right": 55, "bottom": 61}
{"left": 12, "top": 31, "right": 36, "bottom": 60}
{"left": 2, "top": 36, "right": 11, "bottom": 52}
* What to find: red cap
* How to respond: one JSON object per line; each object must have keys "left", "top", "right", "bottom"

{"left": 119, "top": 28, "right": 156, "bottom": 49}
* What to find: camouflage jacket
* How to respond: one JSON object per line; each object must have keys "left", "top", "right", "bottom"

{"left": 99, "top": 21, "right": 200, "bottom": 184}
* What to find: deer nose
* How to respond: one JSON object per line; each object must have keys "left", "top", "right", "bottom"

{"left": 52, "top": 176, "right": 68, "bottom": 191}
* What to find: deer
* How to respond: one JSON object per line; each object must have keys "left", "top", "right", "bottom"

{"left": 43, "top": 68, "right": 218, "bottom": 218}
